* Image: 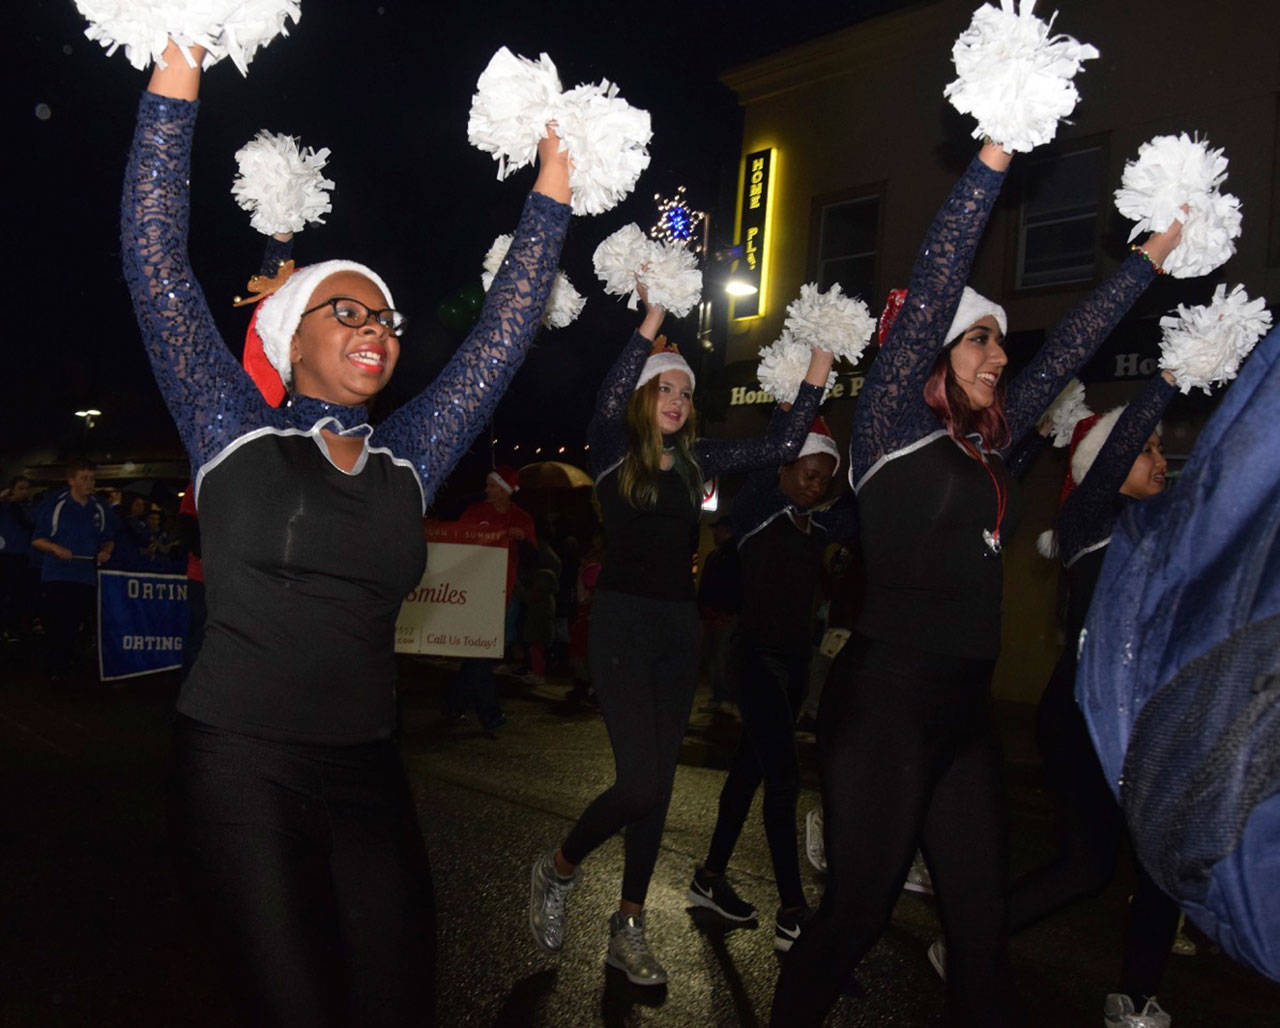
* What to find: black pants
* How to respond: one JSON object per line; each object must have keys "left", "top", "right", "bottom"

{"left": 41, "top": 579, "right": 93, "bottom": 676}
{"left": 704, "top": 638, "right": 808, "bottom": 908}
{"left": 1010, "top": 657, "right": 1179, "bottom": 1005}
{"left": 171, "top": 716, "right": 437, "bottom": 1027}
{"left": 561, "top": 590, "right": 700, "bottom": 904}
{"left": 771, "top": 634, "right": 1021, "bottom": 1027}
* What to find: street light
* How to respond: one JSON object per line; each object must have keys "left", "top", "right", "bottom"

{"left": 723, "top": 278, "right": 758, "bottom": 298}
{"left": 74, "top": 408, "right": 102, "bottom": 429}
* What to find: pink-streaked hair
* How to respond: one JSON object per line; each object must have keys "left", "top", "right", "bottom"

{"left": 923, "top": 348, "right": 1010, "bottom": 451}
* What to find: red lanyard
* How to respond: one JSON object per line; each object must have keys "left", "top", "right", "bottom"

{"left": 960, "top": 438, "right": 1007, "bottom": 555}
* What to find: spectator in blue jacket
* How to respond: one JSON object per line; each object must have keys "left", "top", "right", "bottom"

{"left": 31, "top": 459, "right": 114, "bottom": 679}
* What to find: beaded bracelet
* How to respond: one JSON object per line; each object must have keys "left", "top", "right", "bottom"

{"left": 1129, "top": 244, "right": 1167, "bottom": 275}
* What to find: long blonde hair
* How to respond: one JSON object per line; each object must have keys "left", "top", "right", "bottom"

{"left": 617, "top": 377, "right": 702, "bottom": 510}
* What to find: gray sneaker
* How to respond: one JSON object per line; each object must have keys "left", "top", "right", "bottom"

{"left": 1103, "top": 994, "right": 1172, "bottom": 1028}
{"left": 606, "top": 911, "right": 669, "bottom": 986}
{"left": 529, "top": 851, "right": 578, "bottom": 952}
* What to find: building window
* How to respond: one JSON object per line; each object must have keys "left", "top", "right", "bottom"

{"left": 1015, "top": 145, "right": 1104, "bottom": 289}
{"left": 814, "top": 193, "right": 880, "bottom": 303}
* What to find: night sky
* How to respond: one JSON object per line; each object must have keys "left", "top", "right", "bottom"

{"left": 11, "top": 0, "right": 910, "bottom": 496}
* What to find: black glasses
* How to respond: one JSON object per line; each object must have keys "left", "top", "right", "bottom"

{"left": 301, "top": 297, "right": 407, "bottom": 337}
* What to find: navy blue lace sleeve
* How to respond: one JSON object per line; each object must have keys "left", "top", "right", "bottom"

{"left": 121, "top": 92, "right": 270, "bottom": 470}
{"left": 375, "top": 192, "right": 570, "bottom": 507}
{"left": 587, "top": 330, "right": 652, "bottom": 478}
{"left": 730, "top": 468, "right": 781, "bottom": 540}
{"left": 1001, "top": 253, "right": 1157, "bottom": 449}
{"left": 1057, "top": 374, "right": 1176, "bottom": 564}
{"left": 259, "top": 236, "right": 293, "bottom": 277}
{"left": 1004, "top": 430, "right": 1049, "bottom": 481}
{"left": 697, "top": 381, "right": 822, "bottom": 478}
{"left": 849, "top": 155, "right": 1006, "bottom": 484}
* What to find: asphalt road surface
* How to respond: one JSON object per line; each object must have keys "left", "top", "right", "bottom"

{"left": 2, "top": 655, "right": 1277, "bottom": 1026}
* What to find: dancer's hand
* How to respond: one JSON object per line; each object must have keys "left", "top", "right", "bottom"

{"left": 1139, "top": 205, "right": 1189, "bottom": 270}
{"left": 533, "top": 125, "right": 572, "bottom": 205}
{"left": 804, "top": 346, "right": 835, "bottom": 388}
{"left": 637, "top": 282, "right": 665, "bottom": 340}
{"left": 147, "top": 40, "right": 205, "bottom": 101}
{"left": 978, "top": 138, "right": 1012, "bottom": 173}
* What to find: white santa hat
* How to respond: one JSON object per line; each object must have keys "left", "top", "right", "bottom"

{"left": 945, "top": 286, "right": 1007, "bottom": 344}
{"left": 635, "top": 336, "right": 696, "bottom": 392}
{"left": 796, "top": 416, "right": 840, "bottom": 474}
{"left": 254, "top": 260, "right": 396, "bottom": 390}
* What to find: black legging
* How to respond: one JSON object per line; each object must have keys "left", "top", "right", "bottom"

{"left": 561, "top": 589, "right": 700, "bottom": 904}
{"left": 771, "top": 634, "right": 1022, "bottom": 1027}
{"left": 171, "top": 716, "right": 437, "bottom": 1027}
{"left": 1010, "top": 657, "right": 1180, "bottom": 1005}
{"left": 704, "top": 638, "right": 808, "bottom": 909}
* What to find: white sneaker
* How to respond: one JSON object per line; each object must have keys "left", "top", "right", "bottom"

{"left": 1104, "top": 994, "right": 1172, "bottom": 1028}
{"left": 927, "top": 937, "right": 946, "bottom": 981}
{"left": 903, "top": 851, "right": 933, "bottom": 894}
{"left": 606, "top": 911, "right": 668, "bottom": 985}
{"left": 805, "top": 809, "right": 827, "bottom": 872}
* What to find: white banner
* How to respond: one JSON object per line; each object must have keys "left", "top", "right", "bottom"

{"left": 395, "top": 523, "right": 507, "bottom": 658}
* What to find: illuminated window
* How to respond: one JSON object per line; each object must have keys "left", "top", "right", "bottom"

{"left": 1015, "top": 145, "right": 1105, "bottom": 289}
{"left": 814, "top": 193, "right": 880, "bottom": 304}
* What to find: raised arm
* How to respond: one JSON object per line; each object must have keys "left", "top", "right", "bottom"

{"left": 853, "top": 144, "right": 1010, "bottom": 463}
{"left": 376, "top": 135, "right": 571, "bottom": 507}
{"left": 121, "top": 42, "right": 267, "bottom": 470}
{"left": 697, "top": 349, "right": 831, "bottom": 477}
{"left": 585, "top": 299, "right": 664, "bottom": 478}
{"left": 1002, "top": 221, "right": 1183, "bottom": 447}
{"left": 1057, "top": 372, "right": 1178, "bottom": 563}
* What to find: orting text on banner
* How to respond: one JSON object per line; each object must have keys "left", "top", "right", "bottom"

{"left": 395, "top": 521, "right": 507, "bottom": 659}
{"left": 97, "top": 570, "right": 190, "bottom": 682}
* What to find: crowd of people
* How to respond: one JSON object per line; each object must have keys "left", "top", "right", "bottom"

{"left": 9, "top": 9, "right": 1275, "bottom": 1027}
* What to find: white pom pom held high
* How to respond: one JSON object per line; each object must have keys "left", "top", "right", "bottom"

{"left": 592, "top": 225, "right": 703, "bottom": 319}
{"left": 482, "top": 234, "right": 585, "bottom": 329}
{"left": 783, "top": 283, "right": 875, "bottom": 366}
{"left": 758, "top": 331, "right": 838, "bottom": 404}
{"left": 944, "top": 0, "right": 1098, "bottom": 155}
{"left": 232, "top": 131, "right": 334, "bottom": 236}
{"left": 1115, "top": 134, "right": 1242, "bottom": 279}
{"left": 1158, "top": 284, "right": 1272, "bottom": 395}
{"left": 1038, "top": 378, "right": 1091, "bottom": 448}
{"left": 75, "top": 0, "right": 300, "bottom": 75}
{"left": 468, "top": 47, "right": 652, "bottom": 216}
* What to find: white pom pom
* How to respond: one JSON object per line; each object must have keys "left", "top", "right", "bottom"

{"left": 592, "top": 224, "right": 650, "bottom": 310}
{"left": 554, "top": 80, "right": 652, "bottom": 216}
{"left": 1035, "top": 529, "right": 1059, "bottom": 559}
{"left": 231, "top": 130, "right": 333, "bottom": 236}
{"left": 1038, "top": 378, "right": 1092, "bottom": 448}
{"left": 1158, "top": 284, "right": 1273, "bottom": 394}
{"left": 467, "top": 47, "right": 563, "bottom": 182}
{"left": 76, "top": 0, "right": 300, "bottom": 75}
{"left": 1114, "top": 134, "right": 1242, "bottom": 279}
{"left": 636, "top": 242, "right": 702, "bottom": 319}
{"left": 782, "top": 283, "right": 875, "bottom": 365}
{"left": 943, "top": 0, "right": 1099, "bottom": 154}
{"left": 591, "top": 225, "right": 701, "bottom": 317}
{"left": 758, "top": 331, "right": 837, "bottom": 404}
{"left": 481, "top": 234, "right": 584, "bottom": 329}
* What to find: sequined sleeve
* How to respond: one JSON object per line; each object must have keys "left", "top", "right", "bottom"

{"left": 697, "top": 381, "right": 822, "bottom": 478}
{"left": 1057, "top": 374, "right": 1176, "bottom": 564}
{"left": 849, "top": 155, "right": 1006, "bottom": 483}
{"left": 259, "top": 235, "right": 293, "bottom": 277}
{"left": 1002, "top": 253, "right": 1157, "bottom": 449}
{"left": 587, "top": 330, "right": 652, "bottom": 478}
{"left": 121, "top": 92, "right": 269, "bottom": 470}
{"left": 375, "top": 192, "right": 570, "bottom": 507}
{"left": 1004, "top": 430, "right": 1048, "bottom": 482}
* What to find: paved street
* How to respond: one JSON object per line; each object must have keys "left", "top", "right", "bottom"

{"left": 2, "top": 656, "right": 1277, "bottom": 1026}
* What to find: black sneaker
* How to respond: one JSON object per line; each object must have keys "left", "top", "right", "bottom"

{"left": 774, "top": 904, "right": 814, "bottom": 952}
{"left": 686, "top": 868, "right": 757, "bottom": 922}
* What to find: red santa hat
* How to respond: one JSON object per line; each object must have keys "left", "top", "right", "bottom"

{"left": 635, "top": 335, "right": 696, "bottom": 392}
{"left": 488, "top": 465, "right": 520, "bottom": 494}
{"left": 1036, "top": 406, "right": 1127, "bottom": 559}
{"left": 796, "top": 416, "right": 840, "bottom": 473}
{"left": 236, "top": 258, "right": 396, "bottom": 405}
